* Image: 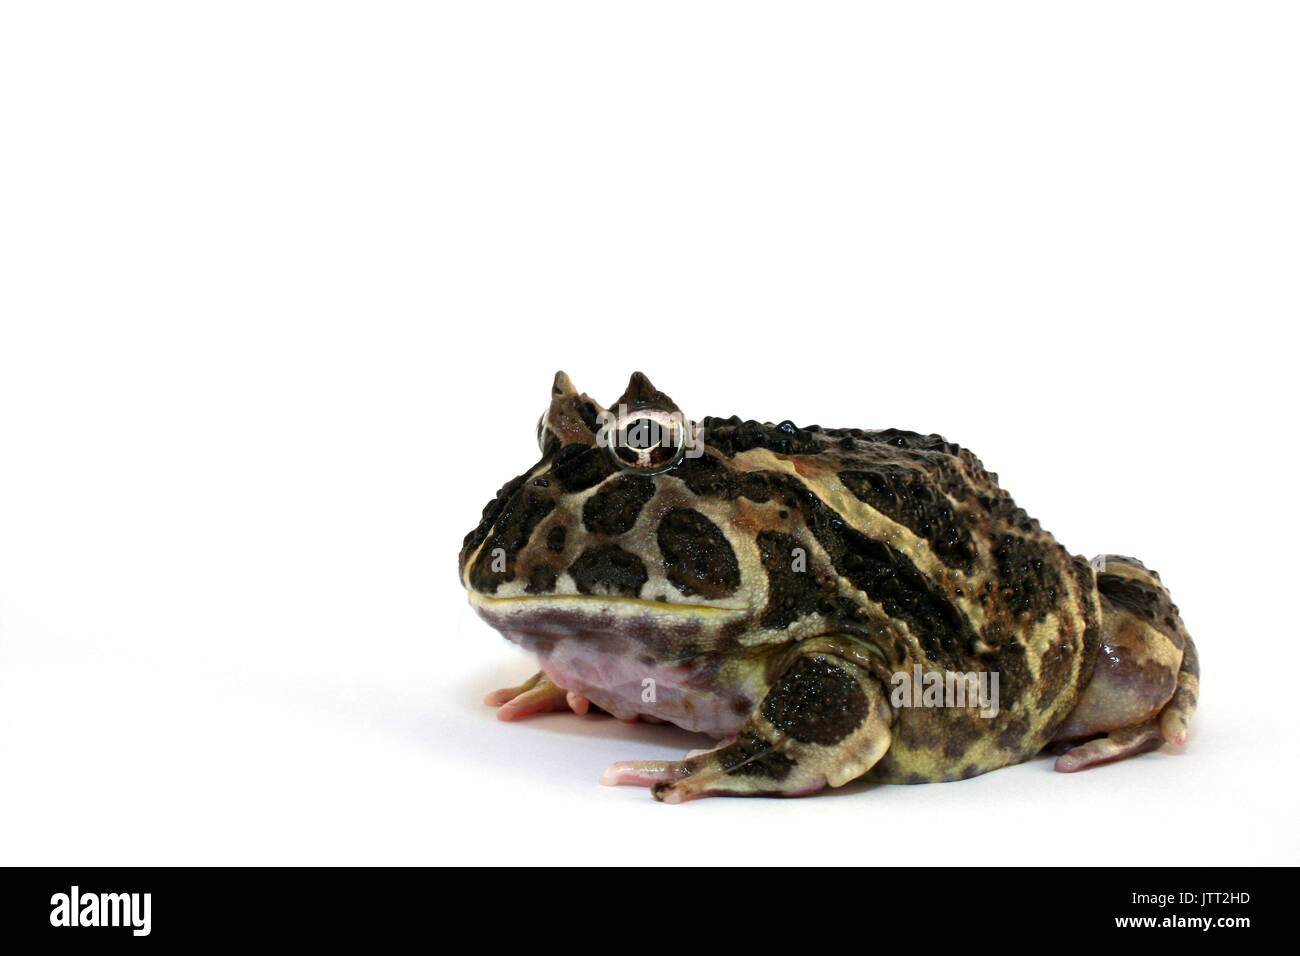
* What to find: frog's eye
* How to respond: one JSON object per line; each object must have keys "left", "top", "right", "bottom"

{"left": 602, "top": 410, "right": 689, "bottom": 475}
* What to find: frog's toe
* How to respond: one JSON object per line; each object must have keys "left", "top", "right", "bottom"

{"left": 485, "top": 672, "right": 586, "bottom": 721}
{"left": 1053, "top": 721, "right": 1163, "bottom": 773}
{"left": 599, "top": 736, "right": 740, "bottom": 793}
{"left": 600, "top": 760, "right": 691, "bottom": 788}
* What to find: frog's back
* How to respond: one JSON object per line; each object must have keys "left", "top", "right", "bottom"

{"left": 698, "top": 416, "right": 1103, "bottom": 782}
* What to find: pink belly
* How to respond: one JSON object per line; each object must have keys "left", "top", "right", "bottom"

{"left": 538, "top": 641, "right": 748, "bottom": 738}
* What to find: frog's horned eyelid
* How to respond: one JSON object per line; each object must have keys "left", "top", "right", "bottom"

{"left": 552, "top": 370, "right": 576, "bottom": 397}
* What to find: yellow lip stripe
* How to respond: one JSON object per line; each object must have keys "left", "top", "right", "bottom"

{"left": 469, "top": 592, "right": 749, "bottom": 614}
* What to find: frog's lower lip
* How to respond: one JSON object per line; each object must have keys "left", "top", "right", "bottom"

{"left": 468, "top": 592, "right": 748, "bottom": 615}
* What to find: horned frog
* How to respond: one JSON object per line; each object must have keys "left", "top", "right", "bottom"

{"left": 459, "top": 372, "right": 1198, "bottom": 802}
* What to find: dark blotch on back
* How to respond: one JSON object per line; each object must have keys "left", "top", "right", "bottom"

{"left": 838, "top": 467, "right": 976, "bottom": 570}
{"left": 700, "top": 418, "right": 977, "bottom": 463}
{"left": 700, "top": 418, "right": 825, "bottom": 456}
{"left": 582, "top": 475, "right": 655, "bottom": 535}
{"left": 672, "top": 453, "right": 773, "bottom": 503}
{"left": 567, "top": 544, "right": 648, "bottom": 598}
{"left": 761, "top": 655, "right": 867, "bottom": 745}
{"left": 978, "top": 491, "right": 1039, "bottom": 533}
{"left": 835, "top": 523, "right": 975, "bottom": 658}
{"left": 655, "top": 508, "right": 741, "bottom": 599}
{"left": 990, "top": 533, "right": 1062, "bottom": 621}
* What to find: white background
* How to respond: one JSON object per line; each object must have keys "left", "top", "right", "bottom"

{"left": 2, "top": 3, "right": 1296, "bottom": 866}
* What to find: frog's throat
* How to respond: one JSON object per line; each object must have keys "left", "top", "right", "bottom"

{"left": 468, "top": 592, "right": 749, "bottom": 617}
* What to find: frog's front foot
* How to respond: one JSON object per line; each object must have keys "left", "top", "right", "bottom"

{"left": 484, "top": 671, "right": 591, "bottom": 721}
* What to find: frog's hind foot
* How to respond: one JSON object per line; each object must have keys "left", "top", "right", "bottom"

{"left": 1054, "top": 720, "right": 1163, "bottom": 772}
{"left": 1051, "top": 555, "right": 1199, "bottom": 770}
{"left": 484, "top": 671, "right": 591, "bottom": 721}
{"left": 1157, "top": 628, "right": 1199, "bottom": 747}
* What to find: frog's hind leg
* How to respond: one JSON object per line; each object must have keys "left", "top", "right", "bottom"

{"left": 1051, "top": 555, "right": 1198, "bottom": 772}
{"left": 601, "top": 637, "right": 894, "bottom": 802}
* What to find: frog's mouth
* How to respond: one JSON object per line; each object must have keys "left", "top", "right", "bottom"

{"left": 470, "top": 592, "right": 757, "bottom": 737}
{"left": 467, "top": 591, "right": 750, "bottom": 653}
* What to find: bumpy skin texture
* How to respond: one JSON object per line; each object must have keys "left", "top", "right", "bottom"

{"left": 459, "top": 372, "right": 1198, "bottom": 801}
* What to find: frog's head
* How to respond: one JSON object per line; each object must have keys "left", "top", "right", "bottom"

{"left": 460, "top": 371, "right": 841, "bottom": 653}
